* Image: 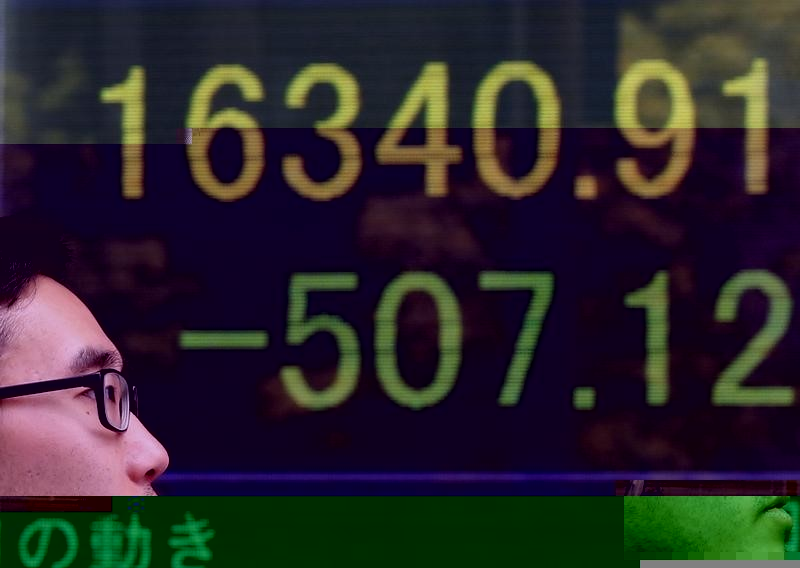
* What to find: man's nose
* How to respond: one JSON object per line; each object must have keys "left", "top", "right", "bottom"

{"left": 124, "top": 415, "right": 170, "bottom": 486}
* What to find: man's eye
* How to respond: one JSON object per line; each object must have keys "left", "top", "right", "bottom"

{"left": 80, "top": 389, "right": 96, "bottom": 400}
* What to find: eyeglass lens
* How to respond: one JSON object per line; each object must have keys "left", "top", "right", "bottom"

{"left": 103, "top": 372, "right": 129, "bottom": 430}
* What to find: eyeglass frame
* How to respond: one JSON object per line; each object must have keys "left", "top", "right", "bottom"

{"left": 0, "top": 369, "right": 138, "bottom": 433}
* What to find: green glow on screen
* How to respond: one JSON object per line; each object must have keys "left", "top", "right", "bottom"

{"left": 572, "top": 386, "right": 596, "bottom": 410}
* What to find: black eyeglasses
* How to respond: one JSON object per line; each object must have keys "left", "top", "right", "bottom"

{"left": 0, "top": 369, "right": 137, "bottom": 433}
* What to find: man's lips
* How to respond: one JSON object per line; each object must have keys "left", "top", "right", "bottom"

{"left": 762, "top": 496, "right": 791, "bottom": 513}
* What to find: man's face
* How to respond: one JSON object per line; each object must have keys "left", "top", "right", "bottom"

{"left": 0, "top": 276, "right": 169, "bottom": 495}
{"left": 624, "top": 496, "right": 793, "bottom": 554}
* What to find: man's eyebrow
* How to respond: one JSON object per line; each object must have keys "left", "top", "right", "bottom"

{"left": 68, "top": 347, "right": 124, "bottom": 375}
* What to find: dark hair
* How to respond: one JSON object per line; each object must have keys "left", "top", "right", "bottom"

{"left": 0, "top": 213, "right": 72, "bottom": 344}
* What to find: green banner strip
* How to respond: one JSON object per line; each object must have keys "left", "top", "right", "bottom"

{"left": 0, "top": 497, "right": 622, "bottom": 566}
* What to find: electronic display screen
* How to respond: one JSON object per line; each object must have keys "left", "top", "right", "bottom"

{"left": 4, "top": 0, "right": 800, "bottom": 480}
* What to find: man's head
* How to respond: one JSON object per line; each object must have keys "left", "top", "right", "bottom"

{"left": 0, "top": 214, "right": 169, "bottom": 495}
{"left": 624, "top": 496, "right": 793, "bottom": 556}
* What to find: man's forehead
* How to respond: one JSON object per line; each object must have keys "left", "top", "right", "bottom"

{"left": 0, "top": 276, "right": 121, "bottom": 382}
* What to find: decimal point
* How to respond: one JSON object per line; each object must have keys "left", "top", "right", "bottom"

{"left": 573, "top": 386, "right": 596, "bottom": 410}
{"left": 574, "top": 175, "right": 598, "bottom": 200}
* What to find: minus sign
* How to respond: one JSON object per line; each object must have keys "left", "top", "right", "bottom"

{"left": 180, "top": 330, "right": 269, "bottom": 350}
